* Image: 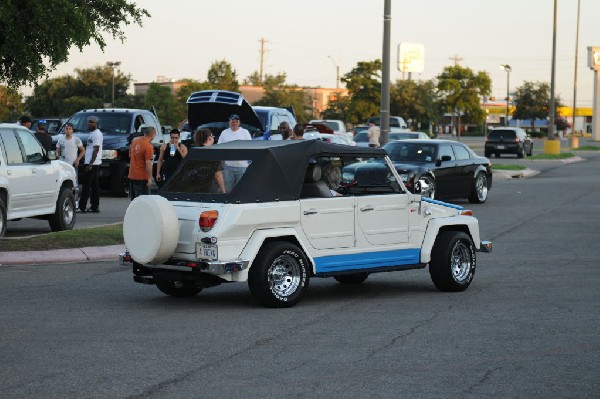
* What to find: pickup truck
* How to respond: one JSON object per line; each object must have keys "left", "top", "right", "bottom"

{"left": 0, "top": 123, "right": 78, "bottom": 237}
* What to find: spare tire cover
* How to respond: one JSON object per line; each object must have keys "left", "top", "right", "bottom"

{"left": 123, "top": 195, "right": 180, "bottom": 264}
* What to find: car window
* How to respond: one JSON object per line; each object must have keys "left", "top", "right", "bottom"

{"left": 17, "top": 130, "right": 45, "bottom": 163}
{"left": 0, "top": 129, "right": 25, "bottom": 164}
{"left": 488, "top": 129, "right": 516, "bottom": 140}
{"left": 354, "top": 132, "right": 368, "bottom": 143}
{"left": 65, "top": 113, "right": 133, "bottom": 134}
{"left": 385, "top": 142, "right": 437, "bottom": 163}
{"left": 270, "top": 114, "right": 281, "bottom": 132}
{"left": 437, "top": 144, "right": 455, "bottom": 161}
{"left": 452, "top": 144, "right": 470, "bottom": 160}
{"left": 162, "top": 159, "right": 250, "bottom": 194}
{"left": 323, "top": 156, "right": 403, "bottom": 195}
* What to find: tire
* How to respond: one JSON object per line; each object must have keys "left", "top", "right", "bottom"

{"left": 527, "top": 144, "right": 533, "bottom": 156}
{"left": 429, "top": 231, "right": 476, "bottom": 292}
{"left": 0, "top": 197, "right": 7, "bottom": 237}
{"left": 418, "top": 175, "right": 436, "bottom": 199}
{"left": 110, "top": 164, "right": 129, "bottom": 197}
{"left": 468, "top": 172, "right": 488, "bottom": 204}
{"left": 333, "top": 272, "right": 369, "bottom": 284}
{"left": 48, "top": 188, "right": 76, "bottom": 232}
{"left": 517, "top": 146, "right": 525, "bottom": 158}
{"left": 156, "top": 280, "right": 201, "bottom": 297}
{"left": 495, "top": 153, "right": 500, "bottom": 158}
{"left": 248, "top": 242, "right": 310, "bottom": 308}
{"left": 484, "top": 151, "right": 491, "bottom": 158}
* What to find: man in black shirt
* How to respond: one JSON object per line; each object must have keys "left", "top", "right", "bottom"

{"left": 34, "top": 123, "right": 53, "bottom": 151}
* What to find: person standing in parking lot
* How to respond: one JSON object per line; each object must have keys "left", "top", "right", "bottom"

{"left": 292, "top": 124, "right": 305, "bottom": 140}
{"left": 128, "top": 126, "right": 157, "bottom": 200}
{"left": 217, "top": 114, "right": 251, "bottom": 191}
{"left": 78, "top": 116, "right": 103, "bottom": 213}
{"left": 18, "top": 115, "right": 32, "bottom": 129}
{"left": 367, "top": 121, "right": 380, "bottom": 148}
{"left": 156, "top": 128, "right": 187, "bottom": 186}
{"left": 56, "top": 123, "right": 85, "bottom": 167}
{"left": 34, "top": 123, "right": 53, "bottom": 151}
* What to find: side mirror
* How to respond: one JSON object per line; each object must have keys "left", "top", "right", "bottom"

{"left": 441, "top": 155, "right": 452, "bottom": 162}
{"left": 47, "top": 150, "right": 57, "bottom": 161}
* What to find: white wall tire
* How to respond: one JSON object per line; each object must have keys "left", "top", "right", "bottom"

{"left": 123, "top": 195, "right": 179, "bottom": 264}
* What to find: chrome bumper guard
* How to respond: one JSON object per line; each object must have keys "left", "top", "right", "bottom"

{"left": 201, "top": 260, "right": 250, "bottom": 274}
{"left": 119, "top": 251, "right": 131, "bottom": 265}
{"left": 477, "top": 241, "right": 493, "bottom": 253}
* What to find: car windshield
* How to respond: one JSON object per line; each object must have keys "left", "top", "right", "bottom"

{"left": 354, "top": 132, "right": 368, "bottom": 143}
{"left": 384, "top": 142, "right": 437, "bottom": 163}
{"left": 62, "top": 113, "right": 132, "bottom": 134}
{"left": 488, "top": 130, "right": 516, "bottom": 140}
{"left": 389, "top": 132, "right": 418, "bottom": 140}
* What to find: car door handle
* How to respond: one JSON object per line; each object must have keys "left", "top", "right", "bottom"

{"left": 360, "top": 206, "right": 374, "bottom": 212}
{"left": 303, "top": 210, "right": 318, "bottom": 215}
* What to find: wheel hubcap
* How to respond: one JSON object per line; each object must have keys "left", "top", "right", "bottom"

{"left": 450, "top": 242, "right": 472, "bottom": 282}
{"left": 476, "top": 175, "right": 488, "bottom": 201}
{"left": 268, "top": 255, "right": 301, "bottom": 297}
{"left": 63, "top": 199, "right": 74, "bottom": 225}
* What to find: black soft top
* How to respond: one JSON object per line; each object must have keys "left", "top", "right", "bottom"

{"left": 160, "top": 140, "right": 386, "bottom": 203}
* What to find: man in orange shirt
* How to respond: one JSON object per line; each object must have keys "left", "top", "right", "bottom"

{"left": 128, "top": 126, "right": 157, "bottom": 200}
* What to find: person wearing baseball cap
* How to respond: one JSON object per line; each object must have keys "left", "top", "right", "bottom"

{"left": 217, "top": 114, "right": 252, "bottom": 192}
{"left": 18, "top": 115, "right": 32, "bottom": 129}
{"left": 78, "top": 115, "right": 103, "bottom": 213}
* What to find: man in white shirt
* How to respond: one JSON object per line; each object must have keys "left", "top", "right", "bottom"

{"left": 78, "top": 116, "right": 103, "bottom": 213}
{"left": 217, "top": 114, "right": 251, "bottom": 191}
{"left": 56, "top": 122, "right": 85, "bottom": 167}
{"left": 367, "top": 121, "right": 380, "bottom": 147}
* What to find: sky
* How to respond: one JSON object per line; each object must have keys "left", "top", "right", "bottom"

{"left": 25, "top": 0, "right": 600, "bottom": 108}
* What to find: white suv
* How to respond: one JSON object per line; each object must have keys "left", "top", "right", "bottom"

{"left": 121, "top": 140, "right": 492, "bottom": 307}
{"left": 0, "top": 124, "right": 78, "bottom": 237}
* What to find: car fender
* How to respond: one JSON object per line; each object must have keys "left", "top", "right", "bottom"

{"left": 55, "top": 160, "right": 77, "bottom": 190}
{"left": 235, "top": 227, "right": 316, "bottom": 280}
{"left": 420, "top": 215, "right": 481, "bottom": 264}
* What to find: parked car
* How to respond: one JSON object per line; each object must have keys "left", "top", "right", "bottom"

{"left": 186, "top": 90, "right": 297, "bottom": 141}
{"left": 354, "top": 130, "right": 427, "bottom": 147}
{"left": 55, "top": 108, "right": 164, "bottom": 196}
{"left": 0, "top": 123, "right": 78, "bottom": 237}
{"left": 485, "top": 127, "right": 533, "bottom": 158}
{"left": 366, "top": 115, "right": 408, "bottom": 129}
{"left": 31, "top": 118, "right": 67, "bottom": 135}
{"left": 309, "top": 119, "right": 347, "bottom": 135}
{"left": 121, "top": 140, "right": 492, "bottom": 307}
{"left": 343, "top": 139, "right": 492, "bottom": 203}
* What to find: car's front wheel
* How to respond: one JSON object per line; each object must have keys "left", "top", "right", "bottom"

{"left": 333, "top": 272, "right": 369, "bottom": 284}
{"left": 48, "top": 187, "right": 76, "bottom": 232}
{"left": 0, "top": 197, "right": 7, "bottom": 237}
{"left": 468, "top": 172, "right": 488, "bottom": 204}
{"left": 248, "top": 242, "right": 310, "bottom": 308}
{"left": 429, "top": 231, "right": 476, "bottom": 292}
{"left": 417, "top": 175, "right": 436, "bottom": 199}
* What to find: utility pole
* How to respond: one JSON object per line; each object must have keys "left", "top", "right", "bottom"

{"left": 571, "top": 0, "right": 581, "bottom": 148}
{"left": 258, "top": 38, "right": 268, "bottom": 84}
{"left": 380, "top": 0, "right": 391, "bottom": 145}
{"left": 449, "top": 54, "right": 463, "bottom": 66}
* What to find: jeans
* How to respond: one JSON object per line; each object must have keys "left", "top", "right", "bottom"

{"left": 129, "top": 179, "right": 150, "bottom": 200}
{"left": 222, "top": 166, "right": 246, "bottom": 192}
{"left": 78, "top": 165, "right": 99, "bottom": 211}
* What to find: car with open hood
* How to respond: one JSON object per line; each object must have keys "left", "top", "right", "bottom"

{"left": 187, "top": 90, "right": 297, "bottom": 141}
{"left": 120, "top": 140, "right": 492, "bottom": 308}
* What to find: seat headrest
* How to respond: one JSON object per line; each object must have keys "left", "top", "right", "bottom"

{"left": 304, "top": 163, "right": 322, "bottom": 182}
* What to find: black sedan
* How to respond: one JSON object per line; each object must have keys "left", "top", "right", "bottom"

{"left": 342, "top": 139, "right": 492, "bottom": 203}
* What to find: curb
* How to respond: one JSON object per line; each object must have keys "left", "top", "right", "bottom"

{"left": 494, "top": 168, "right": 540, "bottom": 179}
{"left": 0, "top": 244, "right": 125, "bottom": 266}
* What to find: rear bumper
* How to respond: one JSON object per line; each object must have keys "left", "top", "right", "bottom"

{"left": 485, "top": 143, "right": 520, "bottom": 153}
{"left": 119, "top": 252, "right": 249, "bottom": 275}
{"left": 477, "top": 240, "right": 493, "bottom": 253}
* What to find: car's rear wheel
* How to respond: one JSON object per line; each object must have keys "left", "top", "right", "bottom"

{"left": 495, "top": 153, "right": 500, "bottom": 158}
{"left": 429, "top": 231, "right": 476, "bottom": 292}
{"left": 333, "top": 272, "right": 369, "bottom": 284}
{"left": 517, "top": 146, "right": 525, "bottom": 158}
{"left": 0, "top": 197, "right": 7, "bottom": 237}
{"left": 484, "top": 150, "right": 491, "bottom": 158}
{"left": 527, "top": 143, "right": 533, "bottom": 156}
{"left": 48, "top": 187, "right": 76, "bottom": 231}
{"left": 468, "top": 173, "right": 488, "bottom": 204}
{"left": 156, "top": 280, "right": 202, "bottom": 297}
{"left": 248, "top": 242, "right": 309, "bottom": 308}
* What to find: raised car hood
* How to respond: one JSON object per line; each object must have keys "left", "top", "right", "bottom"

{"left": 187, "top": 90, "right": 263, "bottom": 132}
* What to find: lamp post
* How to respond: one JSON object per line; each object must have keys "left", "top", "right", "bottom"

{"left": 500, "top": 64, "right": 511, "bottom": 126}
{"left": 328, "top": 56, "right": 340, "bottom": 90}
{"left": 106, "top": 61, "right": 121, "bottom": 105}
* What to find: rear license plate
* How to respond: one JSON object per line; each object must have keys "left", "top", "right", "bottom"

{"left": 497, "top": 145, "right": 505, "bottom": 149}
{"left": 196, "top": 243, "right": 218, "bottom": 260}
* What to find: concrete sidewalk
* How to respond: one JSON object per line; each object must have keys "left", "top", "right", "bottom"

{"left": 0, "top": 244, "right": 125, "bottom": 266}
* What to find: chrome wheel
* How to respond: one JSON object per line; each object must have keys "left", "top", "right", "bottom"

{"left": 450, "top": 241, "right": 472, "bottom": 283}
{"left": 62, "top": 197, "right": 75, "bottom": 226}
{"left": 268, "top": 255, "right": 302, "bottom": 298}
{"left": 475, "top": 174, "right": 488, "bottom": 202}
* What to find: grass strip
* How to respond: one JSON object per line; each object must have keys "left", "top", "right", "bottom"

{"left": 573, "top": 146, "right": 600, "bottom": 151}
{"left": 492, "top": 164, "right": 526, "bottom": 171}
{"left": 529, "top": 153, "right": 575, "bottom": 160}
{"left": 0, "top": 223, "right": 124, "bottom": 252}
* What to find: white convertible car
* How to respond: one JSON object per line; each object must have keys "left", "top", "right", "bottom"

{"left": 121, "top": 140, "right": 492, "bottom": 307}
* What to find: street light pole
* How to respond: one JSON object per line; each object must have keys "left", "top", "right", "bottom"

{"left": 500, "top": 64, "right": 511, "bottom": 126}
{"left": 106, "top": 61, "right": 121, "bottom": 105}
{"left": 328, "top": 56, "right": 340, "bottom": 89}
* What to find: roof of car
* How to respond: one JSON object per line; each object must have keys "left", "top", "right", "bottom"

{"left": 161, "top": 140, "right": 386, "bottom": 203}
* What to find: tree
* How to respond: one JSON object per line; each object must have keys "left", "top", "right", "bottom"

{"left": 391, "top": 79, "right": 442, "bottom": 130}
{"left": 321, "top": 93, "right": 352, "bottom": 122}
{"left": 24, "top": 66, "right": 130, "bottom": 116}
{"left": 144, "top": 83, "right": 177, "bottom": 127}
{"left": 512, "top": 81, "right": 563, "bottom": 133}
{"left": 174, "top": 79, "right": 209, "bottom": 124}
{"left": 206, "top": 60, "right": 239, "bottom": 92}
{"left": 0, "top": 85, "right": 24, "bottom": 121}
{"left": 341, "top": 60, "right": 382, "bottom": 125}
{"left": 0, "top": 0, "right": 149, "bottom": 87}
{"left": 253, "top": 73, "right": 312, "bottom": 123}
{"left": 243, "top": 71, "right": 263, "bottom": 86}
{"left": 436, "top": 65, "right": 491, "bottom": 135}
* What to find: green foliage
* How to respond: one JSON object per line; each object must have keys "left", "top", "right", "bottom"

{"left": 321, "top": 93, "right": 352, "bottom": 121}
{"left": 0, "top": 0, "right": 149, "bottom": 87}
{"left": 341, "top": 60, "right": 382, "bottom": 124}
{"left": 206, "top": 60, "right": 239, "bottom": 91}
{"left": 243, "top": 71, "right": 263, "bottom": 86}
{"left": 144, "top": 83, "right": 177, "bottom": 126}
{"left": 513, "top": 81, "right": 564, "bottom": 134}
{"left": 175, "top": 80, "right": 209, "bottom": 124}
{"left": 24, "top": 66, "right": 130, "bottom": 116}
{"left": 254, "top": 73, "right": 313, "bottom": 123}
{"left": 0, "top": 86, "right": 24, "bottom": 121}
{"left": 391, "top": 79, "right": 442, "bottom": 129}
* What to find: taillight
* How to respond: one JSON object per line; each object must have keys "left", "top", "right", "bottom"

{"left": 199, "top": 210, "right": 219, "bottom": 232}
